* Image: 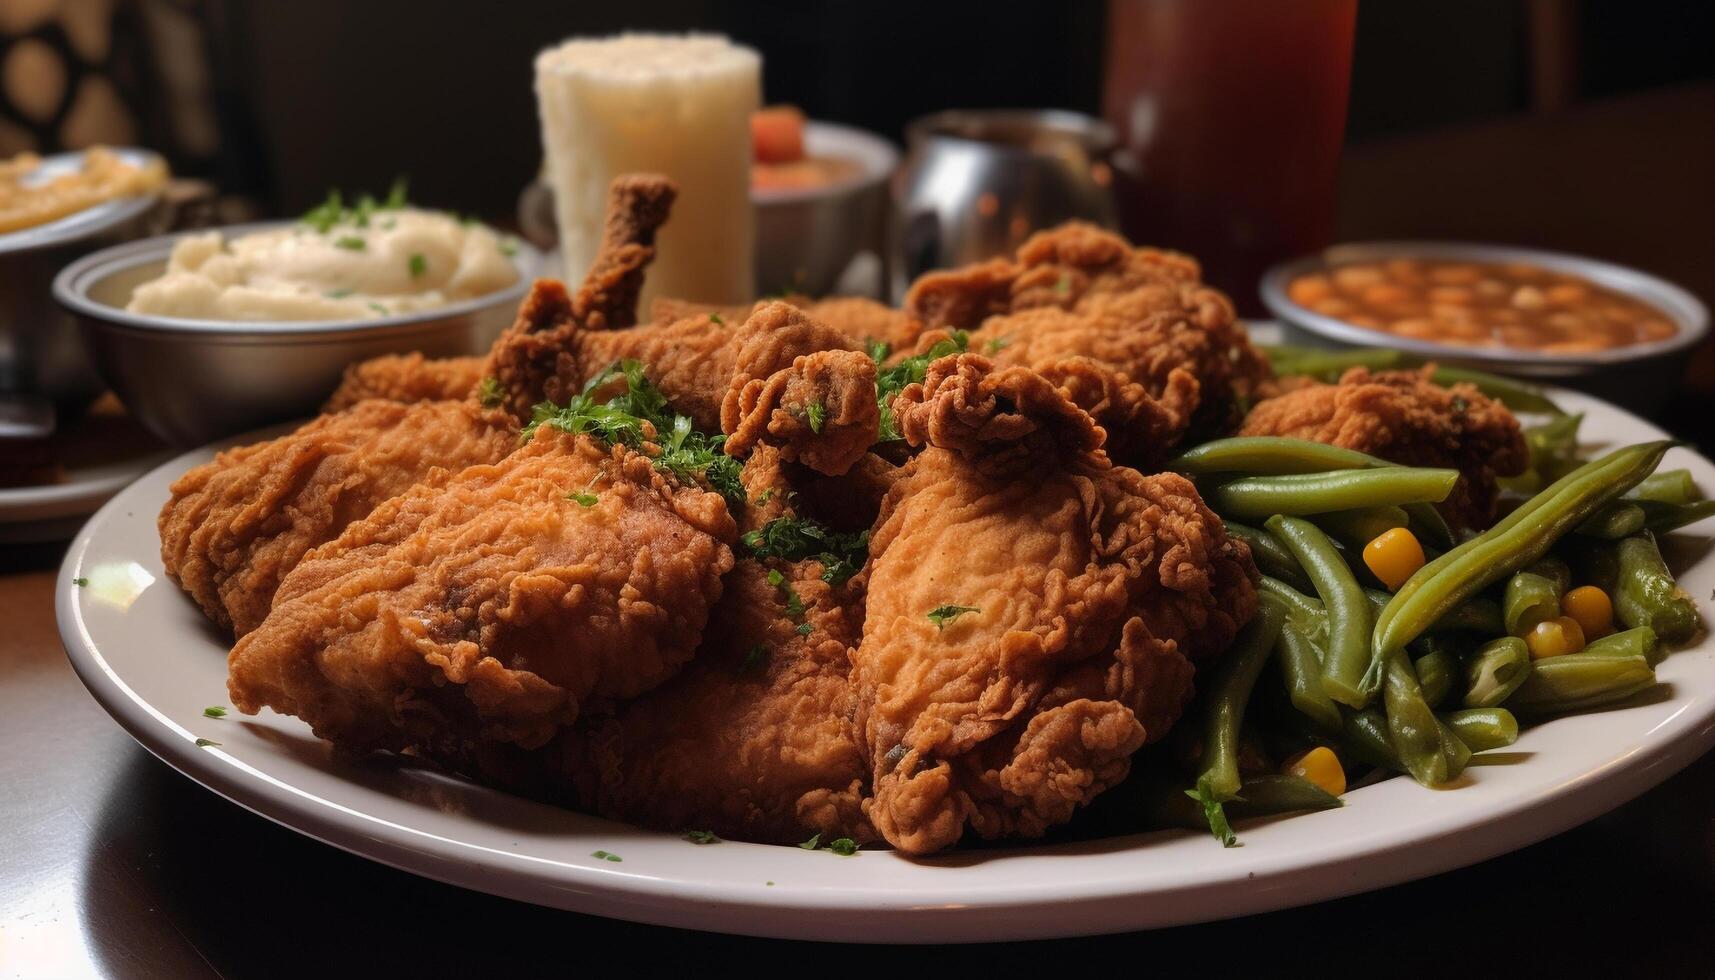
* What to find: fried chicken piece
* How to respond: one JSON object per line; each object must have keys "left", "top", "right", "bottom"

{"left": 902, "top": 223, "right": 1272, "bottom": 459}
{"left": 1240, "top": 365, "right": 1528, "bottom": 527}
{"left": 652, "top": 295, "right": 923, "bottom": 353}
{"left": 228, "top": 426, "right": 737, "bottom": 757}
{"left": 161, "top": 176, "right": 684, "bottom": 638}
{"left": 572, "top": 446, "right": 873, "bottom": 844}
{"left": 853, "top": 354, "right": 1257, "bottom": 854}
{"left": 496, "top": 289, "right": 862, "bottom": 436}
{"left": 322, "top": 352, "right": 485, "bottom": 412}
{"left": 722, "top": 303, "right": 879, "bottom": 476}
{"left": 482, "top": 175, "right": 678, "bottom": 422}
{"left": 158, "top": 399, "right": 517, "bottom": 636}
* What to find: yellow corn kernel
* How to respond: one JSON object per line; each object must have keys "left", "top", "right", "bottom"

{"left": 1527, "top": 616, "right": 1587, "bottom": 660}
{"left": 1363, "top": 527, "right": 1425, "bottom": 591}
{"left": 1562, "top": 585, "right": 1614, "bottom": 639}
{"left": 1284, "top": 746, "right": 1346, "bottom": 797}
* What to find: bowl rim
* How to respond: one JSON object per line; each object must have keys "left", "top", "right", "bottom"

{"left": 53, "top": 219, "right": 539, "bottom": 338}
{"left": 1260, "top": 240, "right": 1710, "bottom": 367}
{"left": 0, "top": 147, "right": 166, "bottom": 256}
{"left": 750, "top": 120, "right": 899, "bottom": 206}
{"left": 904, "top": 107, "right": 1117, "bottom": 158}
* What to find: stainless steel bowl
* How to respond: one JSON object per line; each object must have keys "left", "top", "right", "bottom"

{"left": 1261, "top": 241, "right": 1710, "bottom": 415}
{"left": 893, "top": 109, "right": 1118, "bottom": 291}
{"left": 1, "top": 147, "right": 166, "bottom": 433}
{"left": 54, "top": 222, "right": 541, "bottom": 447}
{"left": 753, "top": 121, "right": 898, "bottom": 297}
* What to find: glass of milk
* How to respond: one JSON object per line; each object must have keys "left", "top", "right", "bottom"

{"left": 535, "top": 33, "right": 759, "bottom": 308}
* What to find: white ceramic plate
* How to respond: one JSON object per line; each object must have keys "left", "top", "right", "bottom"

{"left": 56, "top": 390, "right": 1715, "bottom": 942}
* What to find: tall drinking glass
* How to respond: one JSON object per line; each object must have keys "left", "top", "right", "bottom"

{"left": 1103, "top": 0, "right": 1357, "bottom": 313}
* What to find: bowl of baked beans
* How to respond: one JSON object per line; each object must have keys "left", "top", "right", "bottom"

{"left": 1262, "top": 242, "right": 1708, "bottom": 412}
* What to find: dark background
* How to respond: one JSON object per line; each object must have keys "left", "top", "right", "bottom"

{"left": 43, "top": 0, "right": 1709, "bottom": 220}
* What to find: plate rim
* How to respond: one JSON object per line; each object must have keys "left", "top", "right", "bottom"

{"left": 53, "top": 388, "right": 1715, "bottom": 942}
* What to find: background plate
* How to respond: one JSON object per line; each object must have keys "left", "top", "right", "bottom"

{"left": 56, "top": 389, "right": 1715, "bottom": 942}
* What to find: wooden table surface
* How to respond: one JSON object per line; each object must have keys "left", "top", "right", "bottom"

{"left": 4, "top": 83, "right": 1715, "bottom": 976}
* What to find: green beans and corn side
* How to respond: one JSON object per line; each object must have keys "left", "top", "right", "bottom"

{"left": 1163, "top": 416, "right": 1708, "bottom": 847}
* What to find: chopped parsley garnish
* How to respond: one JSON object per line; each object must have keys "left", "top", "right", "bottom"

{"left": 739, "top": 645, "right": 768, "bottom": 674}
{"left": 499, "top": 237, "right": 518, "bottom": 258}
{"left": 203, "top": 706, "right": 227, "bottom": 718}
{"left": 301, "top": 178, "right": 410, "bottom": 233}
{"left": 477, "top": 376, "right": 504, "bottom": 408}
{"left": 368, "top": 302, "right": 388, "bottom": 315}
{"left": 408, "top": 253, "right": 427, "bottom": 278}
{"left": 754, "top": 488, "right": 775, "bottom": 505}
{"left": 804, "top": 400, "right": 826, "bottom": 434}
{"left": 524, "top": 360, "right": 744, "bottom": 509}
{"left": 684, "top": 830, "right": 719, "bottom": 845}
{"left": 194, "top": 737, "right": 221, "bottom": 748}
{"left": 591, "top": 850, "right": 623, "bottom": 862}
{"left": 873, "top": 330, "right": 969, "bottom": 442}
{"left": 72, "top": 577, "right": 88, "bottom": 587}
{"left": 334, "top": 236, "right": 366, "bottom": 251}
{"left": 1189, "top": 783, "right": 1237, "bottom": 847}
{"left": 766, "top": 568, "right": 806, "bottom": 616}
{"left": 569, "top": 491, "right": 598, "bottom": 507}
{"left": 742, "top": 516, "right": 869, "bottom": 585}
{"left": 1053, "top": 273, "right": 1072, "bottom": 296}
{"left": 708, "top": 312, "right": 724, "bottom": 326}
{"left": 927, "top": 604, "right": 979, "bottom": 630}
{"left": 985, "top": 336, "right": 1012, "bottom": 354}
{"left": 795, "top": 622, "right": 814, "bottom": 636}
{"left": 797, "top": 833, "right": 858, "bottom": 856}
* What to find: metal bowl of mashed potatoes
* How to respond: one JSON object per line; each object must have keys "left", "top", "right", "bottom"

{"left": 54, "top": 217, "right": 540, "bottom": 447}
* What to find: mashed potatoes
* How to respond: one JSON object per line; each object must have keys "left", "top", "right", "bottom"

{"left": 127, "top": 203, "right": 520, "bottom": 321}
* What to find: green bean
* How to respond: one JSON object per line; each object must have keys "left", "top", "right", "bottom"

{"left": 1313, "top": 506, "right": 1409, "bottom": 549}
{"left": 1228, "top": 774, "right": 1345, "bottom": 815}
{"left": 1276, "top": 622, "right": 1343, "bottom": 733}
{"left": 1502, "top": 413, "right": 1586, "bottom": 495}
{"left": 1404, "top": 503, "right": 1457, "bottom": 551}
{"left": 1613, "top": 533, "right": 1700, "bottom": 644}
{"left": 1260, "top": 575, "right": 1327, "bottom": 634}
{"left": 1529, "top": 557, "right": 1572, "bottom": 595}
{"left": 1576, "top": 501, "right": 1647, "bottom": 539}
{"left": 1635, "top": 498, "right": 1715, "bottom": 534}
{"left": 1271, "top": 348, "right": 1405, "bottom": 380}
{"left": 1375, "top": 440, "right": 1676, "bottom": 657}
{"left": 1503, "top": 570, "right": 1562, "bottom": 636}
{"left": 1194, "top": 592, "right": 1287, "bottom": 802}
{"left": 1268, "top": 516, "right": 1377, "bottom": 708}
{"left": 1210, "top": 468, "right": 1459, "bottom": 520}
{"left": 1462, "top": 636, "right": 1533, "bottom": 708}
{"left": 1341, "top": 709, "right": 1402, "bottom": 772}
{"left": 1138, "top": 774, "right": 1342, "bottom": 832}
{"left": 1384, "top": 648, "right": 1463, "bottom": 786}
{"left": 1583, "top": 625, "right": 1660, "bottom": 667}
{"left": 1171, "top": 437, "right": 1386, "bottom": 476}
{"left": 1165, "top": 437, "right": 1455, "bottom": 548}
{"left": 1626, "top": 468, "right": 1700, "bottom": 505}
{"left": 1440, "top": 708, "right": 1519, "bottom": 752}
{"left": 1257, "top": 342, "right": 1325, "bottom": 364}
{"left": 1411, "top": 639, "right": 1462, "bottom": 708}
{"left": 1507, "top": 652, "right": 1656, "bottom": 715}
{"left": 1226, "top": 522, "right": 1314, "bottom": 594}
{"left": 1428, "top": 366, "right": 1565, "bottom": 416}
{"left": 1364, "top": 588, "right": 1504, "bottom": 635}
